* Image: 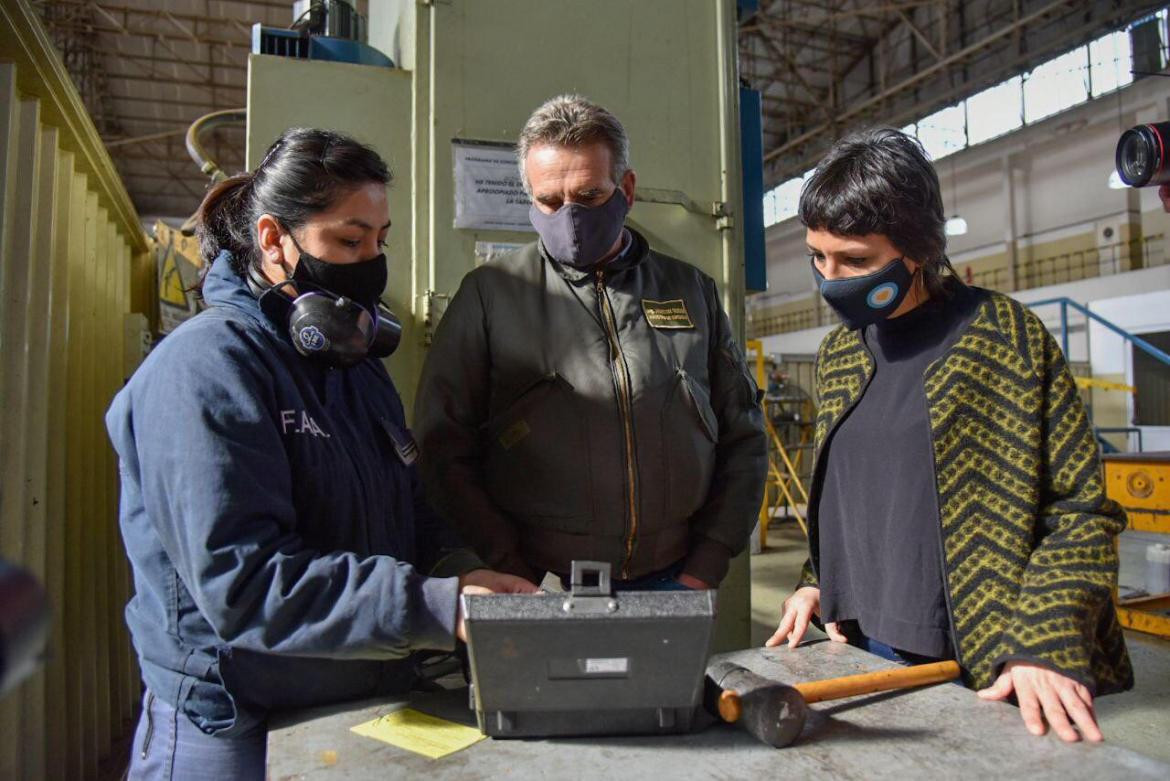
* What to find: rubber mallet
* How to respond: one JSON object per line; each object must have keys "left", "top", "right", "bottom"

{"left": 705, "top": 658, "right": 961, "bottom": 747}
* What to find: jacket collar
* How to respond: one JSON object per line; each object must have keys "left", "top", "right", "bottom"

{"left": 541, "top": 226, "right": 650, "bottom": 284}
{"left": 201, "top": 250, "right": 288, "bottom": 339}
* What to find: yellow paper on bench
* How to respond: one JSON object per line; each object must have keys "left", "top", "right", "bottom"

{"left": 349, "top": 709, "right": 485, "bottom": 759}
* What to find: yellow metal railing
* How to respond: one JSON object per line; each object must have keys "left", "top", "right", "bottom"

{"left": 747, "top": 340, "right": 812, "bottom": 549}
{"left": 1, "top": 1, "right": 152, "bottom": 778}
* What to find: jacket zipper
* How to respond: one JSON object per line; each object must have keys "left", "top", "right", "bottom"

{"left": 140, "top": 690, "right": 156, "bottom": 759}
{"left": 596, "top": 268, "right": 639, "bottom": 579}
{"left": 921, "top": 361, "right": 965, "bottom": 672}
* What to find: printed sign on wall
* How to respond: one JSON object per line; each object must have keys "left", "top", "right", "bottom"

{"left": 452, "top": 139, "right": 535, "bottom": 232}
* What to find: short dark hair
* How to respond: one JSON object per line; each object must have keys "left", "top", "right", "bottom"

{"left": 799, "top": 127, "right": 957, "bottom": 297}
{"left": 196, "top": 127, "right": 391, "bottom": 275}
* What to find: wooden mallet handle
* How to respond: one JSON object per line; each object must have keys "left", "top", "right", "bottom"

{"left": 793, "top": 660, "right": 961, "bottom": 704}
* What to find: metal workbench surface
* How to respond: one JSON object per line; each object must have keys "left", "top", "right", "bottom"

{"left": 267, "top": 640, "right": 1168, "bottom": 780}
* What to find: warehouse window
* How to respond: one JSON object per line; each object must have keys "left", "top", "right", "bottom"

{"left": 967, "top": 76, "right": 1023, "bottom": 145}
{"left": 1133, "top": 331, "right": 1170, "bottom": 427}
{"left": 766, "top": 170, "right": 813, "bottom": 225}
{"left": 1090, "top": 30, "right": 1134, "bottom": 95}
{"left": 763, "top": 189, "right": 778, "bottom": 227}
{"left": 917, "top": 103, "right": 967, "bottom": 161}
{"left": 1024, "top": 48, "right": 1090, "bottom": 124}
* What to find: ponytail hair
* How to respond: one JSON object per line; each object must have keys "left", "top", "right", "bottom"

{"left": 194, "top": 127, "right": 392, "bottom": 280}
{"left": 196, "top": 172, "right": 255, "bottom": 267}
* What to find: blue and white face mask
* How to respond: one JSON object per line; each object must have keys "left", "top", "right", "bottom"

{"left": 811, "top": 257, "right": 914, "bottom": 330}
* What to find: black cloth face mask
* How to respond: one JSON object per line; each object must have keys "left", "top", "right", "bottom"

{"left": 285, "top": 231, "right": 388, "bottom": 313}
{"left": 528, "top": 187, "right": 630, "bottom": 268}
{"left": 812, "top": 256, "right": 914, "bottom": 330}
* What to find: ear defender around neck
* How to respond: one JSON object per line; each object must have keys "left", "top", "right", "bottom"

{"left": 244, "top": 262, "right": 402, "bottom": 368}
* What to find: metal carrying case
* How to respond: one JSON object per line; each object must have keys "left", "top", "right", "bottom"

{"left": 462, "top": 561, "right": 717, "bottom": 738}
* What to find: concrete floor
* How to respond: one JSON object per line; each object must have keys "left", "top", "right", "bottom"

{"left": 749, "top": 521, "right": 1170, "bottom": 764}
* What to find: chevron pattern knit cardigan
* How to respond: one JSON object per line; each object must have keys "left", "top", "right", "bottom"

{"left": 798, "top": 289, "right": 1133, "bottom": 694}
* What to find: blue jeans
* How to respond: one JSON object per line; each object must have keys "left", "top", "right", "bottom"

{"left": 853, "top": 636, "right": 945, "bottom": 666}
{"left": 127, "top": 689, "right": 266, "bottom": 780}
{"left": 559, "top": 560, "right": 692, "bottom": 592}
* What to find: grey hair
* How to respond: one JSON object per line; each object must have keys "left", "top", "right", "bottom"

{"left": 517, "top": 94, "right": 630, "bottom": 194}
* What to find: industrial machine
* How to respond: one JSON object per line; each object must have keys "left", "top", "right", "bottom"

{"left": 252, "top": 0, "right": 393, "bottom": 68}
{"left": 1106, "top": 452, "right": 1170, "bottom": 638}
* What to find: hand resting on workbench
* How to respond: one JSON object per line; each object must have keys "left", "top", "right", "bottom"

{"left": 976, "top": 660, "right": 1103, "bottom": 743}
{"left": 767, "top": 585, "right": 1107, "bottom": 744}
{"left": 765, "top": 586, "right": 847, "bottom": 648}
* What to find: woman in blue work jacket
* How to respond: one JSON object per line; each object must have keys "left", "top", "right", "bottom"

{"left": 107, "top": 127, "right": 538, "bottom": 780}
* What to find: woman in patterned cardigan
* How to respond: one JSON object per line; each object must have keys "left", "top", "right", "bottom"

{"left": 766, "top": 128, "right": 1132, "bottom": 743}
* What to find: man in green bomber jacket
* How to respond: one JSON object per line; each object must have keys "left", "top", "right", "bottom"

{"left": 767, "top": 128, "right": 1133, "bottom": 743}
{"left": 415, "top": 95, "right": 767, "bottom": 592}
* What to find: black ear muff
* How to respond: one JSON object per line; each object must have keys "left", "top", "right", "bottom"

{"left": 246, "top": 264, "right": 401, "bottom": 367}
{"left": 245, "top": 263, "right": 272, "bottom": 299}
{"left": 371, "top": 304, "right": 403, "bottom": 358}
{"left": 287, "top": 292, "right": 379, "bottom": 368}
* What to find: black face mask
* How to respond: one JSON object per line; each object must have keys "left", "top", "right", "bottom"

{"left": 812, "top": 256, "right": 914, "bottom": 330}
{"left": 286, "top": 232, "right": 388, "bottom": 313}
{"left": 528, "top": 188, "right": 630, "bottom": 268}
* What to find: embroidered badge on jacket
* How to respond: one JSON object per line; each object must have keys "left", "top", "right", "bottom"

{"left": 642, "top": 299, "right": 694, "bottom": 329}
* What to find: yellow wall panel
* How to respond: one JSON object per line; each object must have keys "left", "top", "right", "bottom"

{"left": 65, "top": 168, "right": 90, "bottom": 780}
{"left": 79, "top": 187, "right": 101, "bottom": 778}
{"left": 0, "top": 88, "right": 47, "bottom": 781}
{"left": 43, "top": 142, "right": 73, "bottom": 781}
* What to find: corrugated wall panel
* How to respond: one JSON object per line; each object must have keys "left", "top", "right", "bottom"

{"left": 63, "top": 169, "right": 89, "bottom": 781}
{"left": 0, "top": 1, "right": 152, "bottom": 777}
{"left": 0, "top": 61, "right": 26, "bottom": 781}
{"left": 43, "top": 139, "right": 71, "bottom": 781}
{"left": 22, "top": 99, "right": 52, "bottom": 781}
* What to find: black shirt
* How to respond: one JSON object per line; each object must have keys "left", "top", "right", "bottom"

{"left": 817, "top": 283, "right": 986, "bottom": 658}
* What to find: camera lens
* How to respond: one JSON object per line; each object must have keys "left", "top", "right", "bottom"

{"left": 1116, "top": 122, "right": 1170, "bottom": 187}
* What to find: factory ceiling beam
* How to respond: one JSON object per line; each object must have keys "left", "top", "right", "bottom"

{"left": 764, "top": 2, "right": 1160, "bottom": 180}
{"left": 740, "top": 15, "right": 873, "bottom": 48}
{"left": 741, "top": 49, "right": 847, "bottom": 77}
{"left": 897, "top": 8, "right": 941, "bottom": 60}
{"left": 764, "top": 0, "right": 1100, "bottom": 164}
{"left": 761, "top": 0, "right": 943, "bottom": 23}
{"left": 842, "top": 10, "right": 1141, "bottom": 144}
{"left": 758, "top": 29, "right": 837, "bottom": 125}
